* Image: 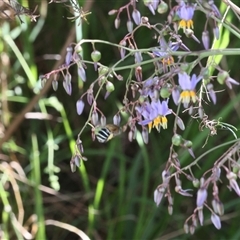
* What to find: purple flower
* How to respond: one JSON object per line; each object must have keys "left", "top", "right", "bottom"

{"left": 136, "top": 99, "right": 171, "bottom": 132}
{"left": 178, "top": 72, "right": 202, "bottom": 108}
{"left": 139, "top": 77, "right": 159, "bottom": 98}
{"left": 176, "top": 1, "right": 196, "bottom": 30}
{"left": 152, "top": 38, "right": 179, "bottom": 72}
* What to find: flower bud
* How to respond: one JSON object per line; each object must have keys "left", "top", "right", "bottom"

{"left": 132, "top": 9, "right": 141, "bottom": 25}
{"left": 119, "top": 40, "right": 126, "bottom": 59}
{"left": 76, "top": 99, "right": 85, "bottom": 115}
{"left": 113, "top": 113, "right": 121, "bottom": 126}
{"left": 168, "top": 205, "right": 173, "bottom": 215}
{"left": 100, "top": 115, "right": 106, "bottom": 126}
{"left": 134, "top": 51, "right": 142, "bottom": 63}
{"left": 91, "top": 110, "right": 99, "bottom": 126}
{"left": 77, "top": 64, "right": 87, "bottom": 82}
{"left": 212, "top": 199, "right": 224, "bottom": 216}
{"left": 52, "top": 80, "right": 58, "bottom": 91}
{"left": 142, "top": 127, "right": 149, "bottom": 144}
{"left": 114, "top": 17, "right": 120, "bottom": 29}
{"left": 73, "top": 154, "right": 80, "bottom": 167}
{"left": 154, "top": 186, "right": 165, "bottom": 206}
{"left": 213, "top": 26, "right": 219, "bottom": 40}
{"left": 172, "top": 87, "right": 180, "bottom": 105}
{"left": 183, "top": 223, "right": 189, "bottom": 234}
{"left": 63, "top": 78, "right": 72, "bottom": 95}
{"left": 198, "top": 207, "right": 204, "bottom": 226}
{"left": 202, "top": 31, "right": 210, "bottom": 49}
{"left": 196, "top": 188, "right": 208, "bottom": 207}
{"left": 65, "top": 46, "right": 73, "bottom": 66}
{"left": 198, "top": 106, "right": 204, "bottom": 119}
{"left": 108, "top": 9, "right": 118, "bottom": 15}
{"left": 76, "top": 138, "right": 84, "bottom": 153}
{"left": 162, "top": 170, "right": 170, "bottom": 183}
{"left": 207, "top": 83, "right": 217, "bottom": 104}
{"left": 128, "top": 130, "right": 133, "bottom": 142}
{"left": 176, "top": 117, "right": 185, "bottom": 130}
{"left": 189, "top": 225, "right": 195, "bottom": 235}
{"left": 135, "top": 66, "right": 142, "bottom": 82}
{"left": 211, "top": 213, "right": 221, "bottom": 229}
{"left": 70, "top": 160, "right": 76, "bottom": 173}
{"left": 41, "top": 76, "right": 47, "bottom": 88}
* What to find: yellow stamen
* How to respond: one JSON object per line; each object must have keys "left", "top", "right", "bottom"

{"left": 161, "top": 116, "right": 168, "bottom": 129}
{"left": 178, "top": 19, "right": 194, "bottom": 30}
{"left": 153, "top": 116, "right": 161, "bottom": 132}
{"left": 190, "top": 90, "right": 196, "bottom": 102}
{"left": 148, "top": 121, "right": 153, "bottom": 133}
{"left": 180, "top": 91, "right": 191, "bottom": 104}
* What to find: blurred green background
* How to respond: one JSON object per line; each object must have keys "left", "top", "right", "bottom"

{"left": 1, "top": 0, "right": 240, "bottom": 239}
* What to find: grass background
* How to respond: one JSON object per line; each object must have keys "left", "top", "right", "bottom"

{"left": 1, "top": 0, "right": 240, "bottom": 239}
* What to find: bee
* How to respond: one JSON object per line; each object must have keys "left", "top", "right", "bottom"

{"left": 94, "top": 124, "right": 122, "bottom": 143}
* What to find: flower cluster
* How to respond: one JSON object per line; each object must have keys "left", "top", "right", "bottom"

{"left": 40, "top": 0, "right": 240, "bottom": 234}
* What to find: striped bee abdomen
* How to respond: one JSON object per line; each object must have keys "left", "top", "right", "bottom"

{"left": 96, "top": 127, "right": 111, "bottom": 143}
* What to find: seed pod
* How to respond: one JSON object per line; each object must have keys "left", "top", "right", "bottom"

{"left": 91, "top": 50, "right": 101, "bottom": 62}
{"left": 172, "top": 134, "right": 182, "bottom": 146}
{"left": 157, "top": 1, "right": 168, "bottom": 14}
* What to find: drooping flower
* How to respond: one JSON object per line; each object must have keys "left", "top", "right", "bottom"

{"left": 178, "top": 72, "right": 202, "bottom": 108}
{"left": 152, "top": 37, "right": 190, "bottom": 72}
{"left": 136, "top": 99, "right": 172, "bottom": 132}
{"left": 176, "top": 1, "right": 196, "bottom": 30}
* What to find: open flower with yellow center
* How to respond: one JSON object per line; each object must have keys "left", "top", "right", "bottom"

{"left": 178, "top": 72, "right": 202, "bottom": 108}
{"left": 152, "top": 38, "right": 179, "bottom": 71}
{"left": 136, "top": 99, "right": 172, "bottom": 132}
{"left": 176, "top": 1, "right": 195, "bottom": 30}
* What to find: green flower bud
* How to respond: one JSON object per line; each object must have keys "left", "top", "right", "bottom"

{"left": 91, "top": 50, "right": 101, "bottom": 62}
